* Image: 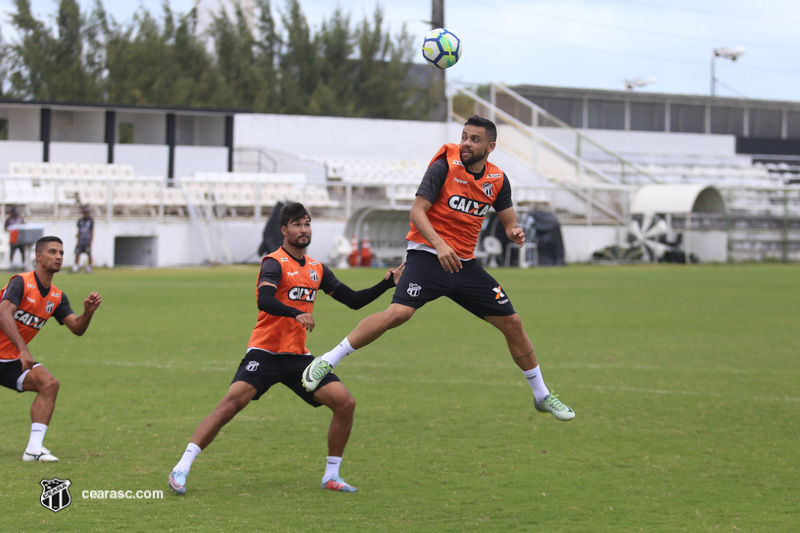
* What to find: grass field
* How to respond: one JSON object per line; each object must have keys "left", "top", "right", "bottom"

{"left": 1, "top": 263, "right": 798, "bottom": 532}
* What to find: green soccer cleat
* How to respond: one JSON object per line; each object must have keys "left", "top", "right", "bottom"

{"left": 534, "top": 393, "right": 575, "bottom": 421}
{"left": 168, "top": 469, "right": 188, "bottom": 495}
{"left": 321, "top": 475, "right": 357, "bottom": 493}
{"left": 302, "top": 358, "right": 332, "bottom": 392}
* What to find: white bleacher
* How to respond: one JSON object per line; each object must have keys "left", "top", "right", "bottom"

{"left": 312, "top": 156, "right": 426, "bottom": 185}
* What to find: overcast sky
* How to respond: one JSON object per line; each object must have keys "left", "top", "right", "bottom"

{"left": 2, "top": 0, "right": 799, "bottom": 102}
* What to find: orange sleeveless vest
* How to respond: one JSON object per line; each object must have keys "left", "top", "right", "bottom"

{"left": 247, "top": 248, "right": 324, "bottom": 355}
{"left": 406, "top": 143, "right": 505, "bottom": 259}
{"left": 0, "top": 271, "right": 64, "bottom": 360}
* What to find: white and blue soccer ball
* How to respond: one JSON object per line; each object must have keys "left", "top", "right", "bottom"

{"left": 421, "top": 28, "right": 461, "bottom": 69}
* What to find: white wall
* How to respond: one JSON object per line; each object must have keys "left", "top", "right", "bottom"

{"left": 541, "top": 128, "right": 739, "bottom": 162}
{"left": 0, "top": 141, "right": 43, "bottom": 173}
{"left": 235, "top": 114, "right": 456, "bottom": 158}
{"left": 50, "top": 142, "right": 107, "bottom": 164}
{"left": 115, "top": 145, "right": 170, "bottom": 177}
{"left": 175, "top": 146, "right": 229, "bottom": 178}
{"left": 2, "top": 107, "right": 40, "bottom": 140}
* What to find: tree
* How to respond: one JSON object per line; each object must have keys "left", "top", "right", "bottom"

{"left": 6, "top": 0, "right": 103, "bottom": 101}
{"left": 278, "top": 0, "right": 319, "bottom": 114}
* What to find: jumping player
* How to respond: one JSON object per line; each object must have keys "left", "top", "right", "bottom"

{"left": 302, "top": 115, "right": 574, "bottom": 421}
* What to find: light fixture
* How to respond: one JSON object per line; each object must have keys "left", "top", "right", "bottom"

{"left": 711, "top": 46, "right": 745, "bottom": 96}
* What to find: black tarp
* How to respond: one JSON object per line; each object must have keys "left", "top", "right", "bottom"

{"left": 257, "top": 202, "right": 284, "bottom": 256}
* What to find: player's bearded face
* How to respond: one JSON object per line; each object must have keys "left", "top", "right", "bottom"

{"left": 286, "top": 218, "right": 311, "bottom": 249}
{"left": 460, "top": 125, "right": 492, "bottom": 167}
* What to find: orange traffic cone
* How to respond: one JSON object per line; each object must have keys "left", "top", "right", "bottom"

{"left": 348, "top": 236, "right": 360, "bottom": 267}
{"left": 360, "top": 235, "right": 372, "bottom": 267}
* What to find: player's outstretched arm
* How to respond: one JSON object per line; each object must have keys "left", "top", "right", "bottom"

{"left": 63, "top": 292, "right": 102, "bottom": 336}
{"left": 497, "top": 207, "right": 525, "bottom": 246}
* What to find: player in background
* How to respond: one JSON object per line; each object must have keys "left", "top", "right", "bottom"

{"left": 4, "top": 206, "right": 26, "bottom": 270}
{"left": 302, "top": 115, "right": 574, "bottom": 421}
{"left": 0, "top": 236, "right": 102, "bottom": 462}
{"left": 73, "top": 205, "right": 94, "bottom": 273}
{"left": 168, "top": 202, "right": 404, "bottom": 495}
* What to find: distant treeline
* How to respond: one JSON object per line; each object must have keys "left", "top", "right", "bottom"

{"left": 0, "top": 0, "right": 441, "bottom": 119}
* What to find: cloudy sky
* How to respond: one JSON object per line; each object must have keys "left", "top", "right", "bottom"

{"left": 2, "top": 0, "right": 799, "bottom": 102}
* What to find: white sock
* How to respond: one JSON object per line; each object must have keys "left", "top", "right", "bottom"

{"left": 523, "top": 366, "right": 550, "bottom": 403}
{"left": 324, "top": 456, "right": 342, "bottom": 479}
{"left": 320, "top": 338, "right": 355, "bottom": 368}
{"left": 26, "top": 423, "right": 48, "bottom": 451}
{"left": 174, "top": 443, "right": 202, "bottom": 473}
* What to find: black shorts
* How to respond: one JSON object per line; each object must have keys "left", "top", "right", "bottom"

{"left": 0, "top": 360, "right": 40, "bottom": 392}
{"left": 76, "top": 244, "right": 92, "bottom": 255}
{"left": 231, "top": 350, "right": 341, "bottom": 407}
{"left": 391, "top": 250, "right": 517, "bottom": 318}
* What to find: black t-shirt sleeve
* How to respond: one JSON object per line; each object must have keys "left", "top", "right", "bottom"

{"left": 1, "top": 276, "right": 24, "bottom": 306}
{"left": 52, "top": 293, "right": 74, "bottom": 325}
{"left": 493, "top": 174, "right": 513, "bottom": 212}
{"left": 415, "top": 157, "right": 449, "bottom": 204}
{"left": 257, "top": 257, "right": 283, "bottom": 287}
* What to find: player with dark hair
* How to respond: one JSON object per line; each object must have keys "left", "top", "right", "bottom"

{"left": 168, "top": 202, "right": 404, "bottom": 495}
{"left": 303, "top": 115, "right": 575, "bottom": 421}
{"left": 0, "top": 236, "right": 102, "bottom": 462}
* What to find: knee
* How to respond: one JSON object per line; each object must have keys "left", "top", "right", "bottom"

{"left": 41, "top": 376, "right": 60, "bottom": 396}
{"left": 386, "top": 306, "right": 414, "bottom": 328}
{"left": 496, "top": 313, "right": 524, "bottom": 335}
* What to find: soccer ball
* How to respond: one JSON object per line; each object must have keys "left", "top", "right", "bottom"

{"left": 421, "top": 28, "right": 461, "bottom": 69}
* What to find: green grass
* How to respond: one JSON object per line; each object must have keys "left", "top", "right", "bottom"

{"left": 2, "top": 264, "right": 798, "bottom": 532}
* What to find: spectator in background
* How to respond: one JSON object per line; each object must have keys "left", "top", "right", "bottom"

{"left": 4, "top": 207, "right": 25, "bottom": 270}
{"left": 73, "top": 206, "right": 94, "bottom": 274}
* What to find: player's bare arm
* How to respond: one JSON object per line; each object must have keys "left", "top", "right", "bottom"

{"left": 62, "top": 292, "right": 102, "bottom": 336}
{"left": 410, "top": 196, "right": 462, "bottom": 273}
{"left": 497, "top": 207, "right": 525, "bottom": 246}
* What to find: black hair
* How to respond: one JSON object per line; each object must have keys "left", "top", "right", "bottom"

{"left": 35, "top": 236, "right": 63, "bottom": 253}
{"left": 279, "top": 202, "right": 310, "bottom": 228}
{"left": 465, "top": 115, "right": 498, "bottom": 142}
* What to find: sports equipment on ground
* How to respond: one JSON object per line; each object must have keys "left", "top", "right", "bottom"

{"left": 301, "top": 358, "right": 332, "bottom": 392}
{"left": 534, "top": 393, "right": 576, "bottom": 421}
{"left": 22, "top": 446, "right": 59, "bottom": 462}
{"left": 168, "top": 469, "right": 188, "bottom": 495}
{"left": 422, "top": 28, "right": 461, "bottom": 69}
{"left": 322, "top": 475, "right": 358, "bottom": 492}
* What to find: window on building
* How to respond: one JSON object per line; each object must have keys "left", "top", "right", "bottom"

{"left": 0, "top": 118, "right": 7, "bottom": 140}
{"left": 118, "top": 122, "right": 134, "bottom": 144}
{"left": 630, "top": 102, "right": 665, "bottom": 131}
{"left": 787, "top": 111, "right": 800, "bottom": 140}
{"left": 669, "top": 104, "right": 704, "bottom": 133}
{"left": 749, "top": 108, "right": 782, "bottom": 138}
{"left": 176, "top": 115, "right": 196, "bottom": 145}
{"left": 710, "top": 106, "right": 745, "bottom": 135}
{"left": 588, "top": 100, "right": 624, "bottom": 130}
